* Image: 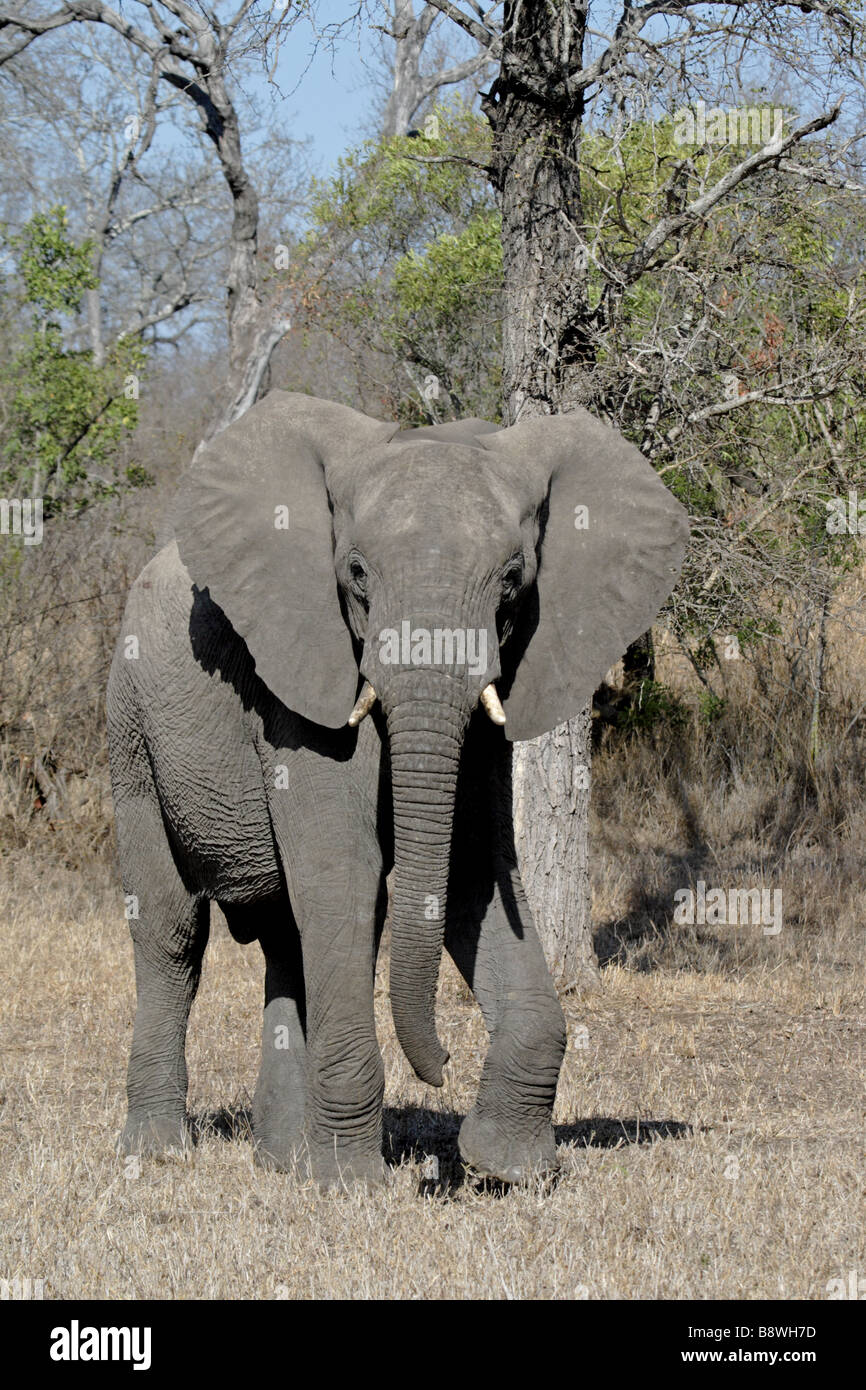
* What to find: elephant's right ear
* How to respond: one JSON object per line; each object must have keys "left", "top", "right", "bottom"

{"left": 173, "top": 391, "right": 396, "bottom": 727}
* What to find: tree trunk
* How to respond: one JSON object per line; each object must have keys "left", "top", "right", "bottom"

{"left": 486, "top": 1, "right": 600, "bottom": 990}
{"left": 85, "top": 285, "right": 105, "bottom": 369}
{"left": 380, "top": 0, "right": 436, "bottom": 139}
{"left": 511, "top": 707, "right": 596, "bottom": 990}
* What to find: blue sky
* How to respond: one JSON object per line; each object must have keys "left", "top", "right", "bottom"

{"left": 266, "top": 4, "right": 391, "bottom": 174}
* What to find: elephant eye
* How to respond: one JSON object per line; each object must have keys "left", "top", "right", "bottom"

{"left": 501, "top": 557, "right": 524, "bottom": 599}
{"left": 348, "top": 555, "right": 368, "bottom": 598}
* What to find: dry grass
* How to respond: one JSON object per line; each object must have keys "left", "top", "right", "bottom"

{"left": 1, "top": 819, "right": 862, "bottom": 1299}
{"left": 2, "top": 589, "right": 864, "bottom": 1299}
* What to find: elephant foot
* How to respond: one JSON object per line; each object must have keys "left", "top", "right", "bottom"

{"left": 253, "top": 1129, "right": 387, "bottom": 1191}
{"left": 305, "top": 1142, "right": 389, "bottom": 1193}
{"left": 252, "top": 1131, "right": 305, "bottom": 1175}
{"left": 252, "top": 1100, "right": 305, "bottom": 1174}
{"left": 119, "top": 1111, "right": 191, "bottom": 1159}
{"left": 458, "top": 1109, "right": 559, "bottom": 1184}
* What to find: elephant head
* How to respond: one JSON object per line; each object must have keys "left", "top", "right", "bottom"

{"left": 174, "top": 391, "right": 689, "bottom": 1087}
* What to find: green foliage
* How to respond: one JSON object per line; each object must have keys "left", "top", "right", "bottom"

{"left": 1, "top": 207, "right": 149, "bottom": 513}
{"left": 581, "top": 117, "right": 690, "bottom": 310}
{"left": 617, "top": 680, "right": 687, "bottom": 733}
{"left": 698, "top": 691, "right": 726, "bottom": 725}
{"left": 308, "top": 102, "right": 493, "bottom": 247}
{"left": 585, "top": 114, "right": 866, "bottom": 684}
{"left": 11, "top": 207, "right": 97, "bottom": 316}
{"left": 303, "top": 103, "right": 502, "bottom": 424}
{"left": 392, "top": 209, "right": 501, "bottom": 321}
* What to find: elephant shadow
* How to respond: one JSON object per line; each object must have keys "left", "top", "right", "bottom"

{"left": 553, "top": 1116, "right": 693, "bottom": 1148}
{"left": 384, "top": 1106, "right": 694, "bottom": 1197}
{"left": 383, "top": 1105, "right": 469, "bottom": 1195}
{"left": 188, "top": 1103, "right": 693, "bottom": 1194}
{"left": 191, "top": 1102, "right": 254, "bottom": 1145}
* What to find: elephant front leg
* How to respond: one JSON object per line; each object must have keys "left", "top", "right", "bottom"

{"left": 279, "top": 839, "right": 388, "bottom": 1190}
{"left": 250, "top": 913, "right": 307, "bottom": 1171}
{"left": 300, "top": 908, "right": 387, "bottom": 1189}
{"left": 446, "top": 864, "right": 567, "bottom": 1183}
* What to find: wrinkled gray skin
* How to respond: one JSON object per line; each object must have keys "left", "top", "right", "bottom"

{"left": 107, "top": 391, "right": 688, "bottom": 1189}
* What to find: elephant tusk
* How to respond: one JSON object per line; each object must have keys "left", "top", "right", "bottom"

{"left": 479, "top": 683, "right": 506, "bottom": 726}
{"left": 348, "top": 681, "right": 377, "bottom": 727}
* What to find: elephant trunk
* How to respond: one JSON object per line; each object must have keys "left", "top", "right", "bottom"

{"left": 386, "top": 686, "right": 470, "bottom": 1086}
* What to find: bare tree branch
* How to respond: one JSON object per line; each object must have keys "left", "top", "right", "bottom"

{"left": 380, "top": 0, "right": 495, "bottom": 138}
{"left": 422, "top": 0, "right": 499, "bottom": 50}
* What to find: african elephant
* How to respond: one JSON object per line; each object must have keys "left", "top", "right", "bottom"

{"left": 107, "top": 391, "right": 688, "bottom": 1188}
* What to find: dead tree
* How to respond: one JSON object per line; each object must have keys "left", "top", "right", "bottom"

{"left": 379, "top": 0, "right": 493, "bottom": 137}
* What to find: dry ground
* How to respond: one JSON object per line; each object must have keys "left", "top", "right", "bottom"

{"left": 1, "top": 831, "right": 863, "bottom": 1300}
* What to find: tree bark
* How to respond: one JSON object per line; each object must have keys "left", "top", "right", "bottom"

{"left": 486, "top": 1, "right": 600, "bottom": 990}
{"left": 511, "top": 707, "right": 596, "bottom": 990}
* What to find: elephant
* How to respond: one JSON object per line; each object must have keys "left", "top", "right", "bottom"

{"left": 107, "top": 390, "right": 688, "bottom": 1188}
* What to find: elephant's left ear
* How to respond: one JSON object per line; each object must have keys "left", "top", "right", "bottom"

{"left": 480, "top": 410, "right": 690, "bottom": 742}
{"left": 173, "top": 391, "right": 396, "bottom": 727}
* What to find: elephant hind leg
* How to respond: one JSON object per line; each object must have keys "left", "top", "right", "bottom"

{"left": 116, "top": 788, "right": 210, "bottom": 1158}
